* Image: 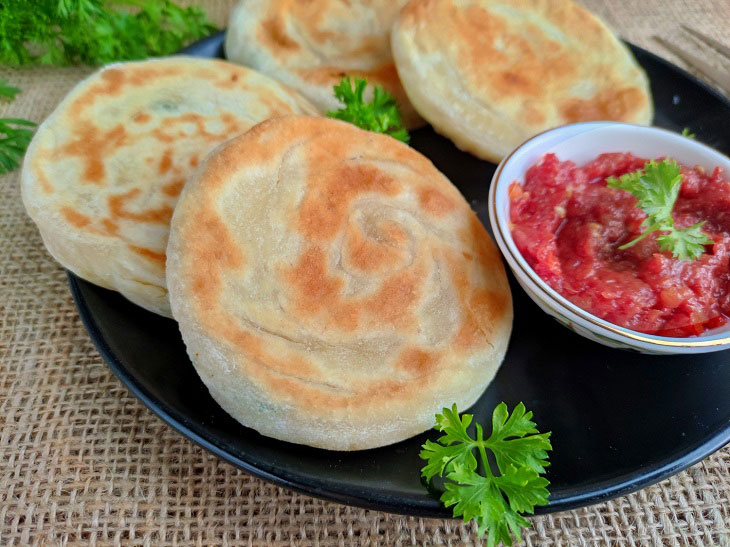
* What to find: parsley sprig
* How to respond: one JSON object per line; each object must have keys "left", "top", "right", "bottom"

{"left": 0, "top": 118, "right": 36, "bottom": 175}
{"left": 421, "top": 403, "right": 552, "bottom": 546}
{"left": 607, "top": 159, "right": 713, "bottom": 260}
{"left": 0, "top": 0, "right": 217, "bottom": 66}
{"left": 0, "top": 81, "right": 36, "bottom": 175}
{"left": 0, "top": 80, "right": 21, "bottom": 102}
{"left": 327, "top": 76, "right": 409, "bottom": 142}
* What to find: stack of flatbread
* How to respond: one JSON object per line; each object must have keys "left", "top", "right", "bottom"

{"left": 225, "top": 0, "right": 652, "bottom": 162}
{"left": 22, "top": 0, "right": 652, "bottom": 450}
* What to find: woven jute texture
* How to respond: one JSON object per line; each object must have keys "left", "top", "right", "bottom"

{"left": 2, "top": 0, "right": 730, "bottom": 545}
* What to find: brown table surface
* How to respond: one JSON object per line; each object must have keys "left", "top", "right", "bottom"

{"left": 2, "top": 1, "right": 729, "bottom": 544}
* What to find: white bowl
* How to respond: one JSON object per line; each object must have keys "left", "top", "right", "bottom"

{"left": 488, "top": 122, "right": 730, "bottom": 354}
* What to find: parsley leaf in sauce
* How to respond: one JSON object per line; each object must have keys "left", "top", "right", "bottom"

{"left": 607, "top": 158, "right": 713, "bottom": 260}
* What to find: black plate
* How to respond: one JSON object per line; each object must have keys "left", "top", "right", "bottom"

{"left": 69, "top": 32, "right": 730, "bottom": 516}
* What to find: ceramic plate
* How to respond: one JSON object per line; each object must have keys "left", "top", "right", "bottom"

{"left": 68, "top": 32, "right": 730, "bottom": 516}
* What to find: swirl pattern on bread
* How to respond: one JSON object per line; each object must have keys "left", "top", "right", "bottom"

{"left": 167, "top": 116, "right": 513, "bottom": 450}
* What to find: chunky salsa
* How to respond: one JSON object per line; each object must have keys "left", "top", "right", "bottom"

{"left": 509, "top": 152, "right": 730, "bottom": 337}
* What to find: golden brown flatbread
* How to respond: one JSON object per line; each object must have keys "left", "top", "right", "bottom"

{"left": 391, "top": 0, "right": 653, "bottom": 162}
{"left": 166, "top": 116, "right": 513, "bottom": 450}
{"left": 225, "top": 0, "right": 422, "bottom": 128}
{"left": 21, "top": 57, "right": 317, "bottom": 317}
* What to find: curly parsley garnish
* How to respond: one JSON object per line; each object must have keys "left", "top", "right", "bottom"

{"left": 607, "top": 159, "right": 713, "bottom": 260}
{"left": 327, "top": 76, "right": 409, "bottom": 143}
{"left": 681, "top": 127, "right": 696, "bottom": 140}
{"left": 0, "top": 81, "right": 36, "bottom": 175}
{"left": 0, "top": 0, "right": 217, "bottom": 66}
{"left": 420, "top": 403, "right": 552, "bottom": 546}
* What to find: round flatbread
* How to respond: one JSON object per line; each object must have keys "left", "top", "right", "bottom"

{"left": 391, "top": 0, "right": 653, "bottom": 162}
{"left": 166, "top": 116, "right": 513, "bottom": 450}
{"left": 21, "top": 57, "right": 317, "bottom": 317}
{"left": 225, "top": 0, "right": 422, "bottom": 128}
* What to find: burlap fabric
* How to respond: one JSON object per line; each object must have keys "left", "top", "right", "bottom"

{"left": 2, "top": 0, "right": 729, "bottom": 544}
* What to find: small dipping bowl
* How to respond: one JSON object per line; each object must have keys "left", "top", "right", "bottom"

{"left": 488, "top": 122, "right": 730, "bottom": 354}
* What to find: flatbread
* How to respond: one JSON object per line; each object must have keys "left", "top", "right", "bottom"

{"left": 21, "top": 57, "right": 317, "bottom": 317}
{"left": 225, "top": 0, "right": 423, "bottom": 128}
{"left": 166, "top": 116, "right": 513, "bottom": 450}
{"left": 391, "top": 0, "right": 653, "bottom": 162}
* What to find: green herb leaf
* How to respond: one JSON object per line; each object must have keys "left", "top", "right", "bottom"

{"left": 0, "top": 117, "right": 36, "bottom": 175}
{"left": 0, "top": 0, "right": 217, "bottom": 67}
{"left": 606, "top": 159, "right": 713, "bottom": 260}
{"left": 488, "top": 402, "right": 551, "bottom": 476}
{"left": 657, "top": 220, "right": 711, "bottom": 261}
{"left": 420, "top": 403, "right": 552, "bottom": 545}
{"left": 681, "top": 127, "right": 696, "bottom": 139}
{"left": 0, "top": 81, "right": 36, "bottom": 175}
{"left": 0, "top": 80, "right": 21, "bottom": 101}
{"left": 327, "top": 76, "right": 410, "bottom": 142}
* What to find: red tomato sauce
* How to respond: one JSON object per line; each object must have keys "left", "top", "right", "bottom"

{"left": 509, "top": 152, "right": 730, "bottom": 337}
